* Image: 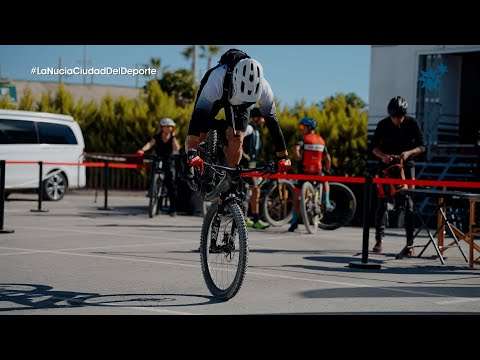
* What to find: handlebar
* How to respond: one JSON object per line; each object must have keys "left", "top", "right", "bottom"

{"left": 203, "top": 160, "right": 278, "bottom": 175}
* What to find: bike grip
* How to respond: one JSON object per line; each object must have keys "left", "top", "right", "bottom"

{"left": 137, "top": 150, "right": 144, "bottom": 157}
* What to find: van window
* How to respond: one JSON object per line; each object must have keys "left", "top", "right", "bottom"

{"left": 37, "top": 122, "right": 78, "bottom": 144}
{"left": 0, "top": 119, "right": 38, "bottom": 144}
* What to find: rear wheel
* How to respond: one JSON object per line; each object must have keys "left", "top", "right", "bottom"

{"left": 318, "top": 182, "right": 356, "bottom": 230}
{"left": 42, "top": 172, "right": 67, "bottom": 201}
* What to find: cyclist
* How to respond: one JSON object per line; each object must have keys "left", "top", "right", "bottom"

{"left": 289, "top": 117, "right": 333, "bottom": 232}
{"left": 241, "top": 107, "right": 270, "bottom": 229}
{"left": 370, "top": 96, "right": 425, "bottom": 256}
{"left": 182, "top": 48, "right": 291, "bottom": 196}
{"left": 137, "top": 117, "right": 180, "bottom": 216}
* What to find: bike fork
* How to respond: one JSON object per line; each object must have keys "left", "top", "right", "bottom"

{"left": 210, "top": 212, "right": 222, "bottom": 250}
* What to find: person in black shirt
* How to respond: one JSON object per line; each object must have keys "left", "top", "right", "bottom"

{"left": 475, "top": 129, "right": 480, "bottom": 179}
{"left": 241, "top": 108, "right": 270, "bottom": 229}
{"left": 137, "top": 117, "right": 180, "bottom": 216}
{"left": 370, "top": 96, "right": 426, "bottom": 256}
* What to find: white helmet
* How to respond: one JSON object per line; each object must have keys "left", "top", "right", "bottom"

{"left": 159, "top": 117, "right": 175, "bottom": 127}
{"left": 230, "top": 58, "right": 264, "bottom": 104}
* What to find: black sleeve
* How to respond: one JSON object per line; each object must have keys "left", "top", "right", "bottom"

{"left": 413, "top": 120, "right": 426, "bottom": 153}
{"left": 369, "top": 121, "right": 383, "bottom": 153}
{"left": 264, "top": 114, "right": 287, "bottom": 155}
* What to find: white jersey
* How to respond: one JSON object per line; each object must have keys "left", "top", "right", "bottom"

{"left": 194, "top": 65, "right": 276, "bottom": 117}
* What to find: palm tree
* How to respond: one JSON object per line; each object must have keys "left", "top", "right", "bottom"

{"left": 182, "top": 46, "right": 205, "bottom": 84}
{"left": 148, "top": 57, "right": 162, "bottom": 80}
{"left": 205, "top": 45, "right": 221, "bottom": 70}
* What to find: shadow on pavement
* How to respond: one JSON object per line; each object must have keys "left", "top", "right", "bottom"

{"left": 0, "top": 283, "right": 221, "bottom": 312}
{"left": 299, "top": 285, "right": 480, "bottom": 299}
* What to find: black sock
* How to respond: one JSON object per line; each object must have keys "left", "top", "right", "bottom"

{"left": 252, "top": 213, "right": 259, "bottom": 223}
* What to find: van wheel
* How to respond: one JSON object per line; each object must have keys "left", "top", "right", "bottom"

{"left": 43, "top": 173, "right": 67, "bottom": 201}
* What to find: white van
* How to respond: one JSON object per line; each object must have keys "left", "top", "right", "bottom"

{"left": 0, "top": 109, "right": 86, "bottom": 200}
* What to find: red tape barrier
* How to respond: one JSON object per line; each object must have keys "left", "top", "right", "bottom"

{"left": 6, "top": 160, "right": 149, "bottom": 169}
{"left": 241, "top": 172, "right": 366, "bottom": 184}
{"left": 4, "top": 160, "right": 480, "bottom": 189}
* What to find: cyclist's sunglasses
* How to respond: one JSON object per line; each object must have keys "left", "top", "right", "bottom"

{"left": 299, "top": 124, "right": 306, "bottom": 130}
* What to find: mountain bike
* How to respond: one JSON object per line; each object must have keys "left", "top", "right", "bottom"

{"left": 300, "top": 177, "right": 357, "bottom": 234}
{"left": 190, "top": 123, "right": 278, "bottom": 300}
{"left": 203, "top": 170, "right": 295, "bottom": 228}
{"left": 146, "top": 156, "right": 168, "bottom": 218}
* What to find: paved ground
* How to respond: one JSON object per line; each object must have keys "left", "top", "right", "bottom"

{"left": 0, "top": 191, "right": 479, "bottom": 315}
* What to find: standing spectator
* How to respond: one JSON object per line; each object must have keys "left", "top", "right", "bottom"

{"left": 242, "top": 108, "right": 270, "bottom": 229}
{"left": 137, "top": 117, "right": 180, "bottom": 216}
{"left": 370, "top": 96, "right": 426, "bottom": 256}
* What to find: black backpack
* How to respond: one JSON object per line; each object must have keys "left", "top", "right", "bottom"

{"left": 194, "top": 48, "right": 250, "bottom": 108}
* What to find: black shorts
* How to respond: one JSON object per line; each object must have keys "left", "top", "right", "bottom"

{"left": 224, "top": 104, "right": 249, "bottom": 133}
{"left": 188, "top": 104, "right": 250, "bottom": 136}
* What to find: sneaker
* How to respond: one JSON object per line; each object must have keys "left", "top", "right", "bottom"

{"left": 326, "top": 202, "right": 335, "bottom": 212}
{"left": 372, "top": 240, "right": 383, "bottom": 253}
{"left": 288, "top": 221, "right": 298, "bottom": 232}
{"left": 253, "top": 219, "right": 270, "bottom": 229}
{"left": 397, "top": 246, "right": 415, "bottom": 259}
{"left": 246, "top": 218, "right": 254, "bottom": 227}
{"left": 169, "top": 211, "right": 177, "bottom": 217}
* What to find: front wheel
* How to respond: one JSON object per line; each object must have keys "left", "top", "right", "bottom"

{"left": 200, "top": 201, "right": 248, "bottom": 300}
{"left": 318, "top": 182, "right": 356, "bottom": 230}
{"left": 148, "top": 172, "right": 161, "bottom": 218}
{"left": 262, "top": 180, "right": 295, "bottom": 226}
{"left": 42, "top": 172, "right": 67, "bottom": 201}
{"left": 300, "top": 181, "right": 322, "bottom": 234}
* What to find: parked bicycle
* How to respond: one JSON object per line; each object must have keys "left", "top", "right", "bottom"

{"left": 299, "top": 176, "right": 357, "bottom": 234}
{"left": 261, "top": 177, "right": 296, "bottom": 226}
{"left": 189, "top": 122, "right": 278, "bottom": 300}
{"left": 145, "top": 155, "right": 168, "bottom": 218}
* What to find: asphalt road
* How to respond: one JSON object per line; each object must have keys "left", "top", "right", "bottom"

{"left": 1, "top": 191, "right": 479, "bottom": 315}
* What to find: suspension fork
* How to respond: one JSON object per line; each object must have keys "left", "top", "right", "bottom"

{"left": 210, "top": 190, "right": 242, "bottom": 250}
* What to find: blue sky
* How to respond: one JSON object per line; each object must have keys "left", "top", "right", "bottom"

{"left": 0, "top": 45, "right": 371, "bottom": 108}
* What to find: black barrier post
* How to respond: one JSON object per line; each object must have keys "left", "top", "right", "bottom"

{"left": 98, "top": 161, "right": 112, "bottom": 210}
{"left": 349, "top": 175, "right": 381, "bottom": 269}
{"left": 31, "top": 161, "right": 49, "bottom": 213}
{"left": 0, "top": 160, "right": 14, "bottom": 233}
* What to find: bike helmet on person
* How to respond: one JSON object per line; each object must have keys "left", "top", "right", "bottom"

{"left": 159, "top": 117, "right": 176, "bottom": 127}
{"left": 230, "top": 58, "right": 264, "bottom": 104}
{"left": 299, "top": 117, "right": 317, "bottom": 129}
{"left": 387, "top": 96, "right": 408, "bottom": 117}
{"left": 250, "top": 107, "right": 262, "bottom": 118}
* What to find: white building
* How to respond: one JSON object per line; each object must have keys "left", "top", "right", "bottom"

{"left": 368, "top": 45, "right": 480, "bottom": 161}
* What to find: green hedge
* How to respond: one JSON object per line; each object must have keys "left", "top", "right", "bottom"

{"left": 1, "top": 84, "right": 367, "bottom": 176}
